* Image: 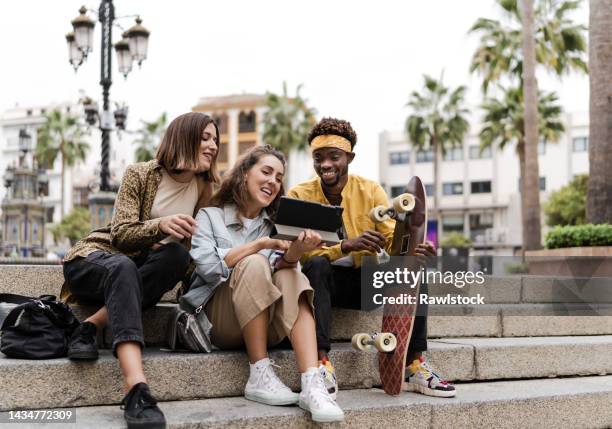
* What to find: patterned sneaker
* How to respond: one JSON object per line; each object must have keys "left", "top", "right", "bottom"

{"left": 244, "top": 358, "right": 299, "bottom": 405}
{"left": 299, "top": 367, "right": 344, "bottom": 423}
{"left": 318, "top": 358, "right": 338, "bottom": 400}
{"left": 404, "top": 357, "right": 456, "bottom": 398}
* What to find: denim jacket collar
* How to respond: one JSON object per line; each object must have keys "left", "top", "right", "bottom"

{"left": 222, "top": 204, "right": 271, "bottom": 228}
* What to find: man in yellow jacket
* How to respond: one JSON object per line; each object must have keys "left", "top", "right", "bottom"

{"left": 288, "top": 117, "right": 456, "bottom": 399}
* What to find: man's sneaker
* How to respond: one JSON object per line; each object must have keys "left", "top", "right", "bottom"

{"left": 318, "top": 358, "right": 338, "bottom": 400}
{"left": 299, "top": 367, "right": 344, "bottom": 423}
{"left": 404, "top": 357, "right": 456, "bottom": 398}
{"left": 120, "top": 383, "right": 166, "bottom": 429}
{"left": 67, "top": 321, "right": 99, "bottom": 360}
{"left": 244, "top": 358, "right": 299, "bottom": 405}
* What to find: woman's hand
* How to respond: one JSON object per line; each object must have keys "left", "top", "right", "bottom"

{"left": 258, "top": 237, "right": 291, "bottom": 252}
{"left": 159, "top": 214, "right": 197, "bottom": 239}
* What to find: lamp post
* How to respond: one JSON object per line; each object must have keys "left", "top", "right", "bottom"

{"left": 66, "top": 2, "right": 149, "bottom": 227}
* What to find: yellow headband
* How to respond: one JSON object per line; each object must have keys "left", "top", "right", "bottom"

{"left": 310, "top": 135, "right": 352, "bottom": 153}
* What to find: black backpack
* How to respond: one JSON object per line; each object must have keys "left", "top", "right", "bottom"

{"left": 0, "top": 294, "right": 80, "bottom": 359}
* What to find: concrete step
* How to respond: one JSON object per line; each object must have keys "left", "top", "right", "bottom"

{"left": 2, "top": 336, "right": 612, "bottom": 411}
{"left": 65, "top": 303, "right": 612, "bottom": 348}
{"left": 3, "top": 264, "right": 611, "bottom": 305}
{"left": 10, "top": 376, "right": 612, "bottom": 428}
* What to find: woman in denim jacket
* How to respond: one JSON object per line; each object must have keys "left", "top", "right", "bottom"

{"left": 186, "top": 145, "right": 344, "bottom": 423}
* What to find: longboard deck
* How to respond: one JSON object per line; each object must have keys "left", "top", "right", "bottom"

{"left": 378, "top": 176, "right": 428, "bottom": 395}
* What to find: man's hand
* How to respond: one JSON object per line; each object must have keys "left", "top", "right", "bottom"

{"left": 258, "top": 237, "right": 291, "bottom": 252}
{"left": 159, "top": 214, "right": 197, "bottom": 240}
{"left": 341, "top": 230, "right": 387, "bottom": 253}
{"left": 414, "top": 241, "right": 437, "bottom": 265}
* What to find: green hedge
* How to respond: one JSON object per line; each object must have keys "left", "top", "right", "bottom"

{"left": 545, "top": 224, "right": 612, "bottom": 249}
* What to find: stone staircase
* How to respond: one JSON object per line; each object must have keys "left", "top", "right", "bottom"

{"left": 1, "top": 265, "right": 612, "bottom": 428}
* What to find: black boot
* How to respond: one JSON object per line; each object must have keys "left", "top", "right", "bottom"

{"left": 121, "top": 383, "right": 166, "bottom": 429}
{"left": 67, "top": 321, "right": 99, "bottom": 360}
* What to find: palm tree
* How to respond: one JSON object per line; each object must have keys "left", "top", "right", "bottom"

{"left": 587, "top": 0, "right": 612, "bottom": 224}
{"left": 522, "top": 0, "right": 544, "bottom": 250}
{"left": 405, "top": 74, "right": 470, "bottom": 238}
{"left": 480, "top": 86, "right": 564, "bottom": 247}
{"left": 133, "top": 112, "right": 167, "bottom": 162}
{"left": 469, "top": 0, "right": 588, "bottom": 93}
{"left": 470, "top": 0, "right": 587, "bottom": 250}
{"left": 262, "top": 82, "right": 316, "bottom": 158}
{"left": 36, "top": 108, "right": 89, "bottom": 219}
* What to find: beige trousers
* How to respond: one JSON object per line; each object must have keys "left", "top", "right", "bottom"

{"left": 205, "top": 253, "right": 314, "bottom": 349}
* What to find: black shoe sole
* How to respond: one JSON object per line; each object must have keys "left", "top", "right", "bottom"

{"left": 125, "top": 416, "right": 167, "bottom": 429}
{"left": 68, "top": 351, "right": 99, "bottom": 361}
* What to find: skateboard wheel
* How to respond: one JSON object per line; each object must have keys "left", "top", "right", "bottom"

{"left": 369, "top": 206, "right": 391, "bottom": 223}
{"left": 352, "top": 333, "right": 372, "bottom": 351}
{"left": 393, "top": 193, "right": 416, "bottom": 213}
{"left": 374, "top": 333, "right": 397, "bottom": 352}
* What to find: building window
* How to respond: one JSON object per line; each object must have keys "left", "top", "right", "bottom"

{"left": 45, "top": 206, "right": 55, "bottom": 223}
{"left": 239, "top": 140, "right": 256, "bottom": 154}
{"left": 442, "top": 215, "right": 464, "bottom": 233}
{"left": 416, "top": 149, "right": 434, "bottom": 163}
{"left": 238, "top": 111, "right": 256, "bottom": 133}
{"left": 471, "top": 180, "right": 491, "bottom": 194}
{"left": 389, "top": 151, "right": 410, "bottom": 165}
{"left": 443, "top": 147, "right": 463, "bottom": 161}
{"left": 443, "top": 182, "right": 463, "bottom": 196}
{"left": 572, "top": 137, "right": 588, "bottom": 152}
{"left": 538, "top": 141, "right": 546, "bottom": 155}
{"left": 217, "top": 142, "right": 228, "bottom": 163}
{"left": 518, "top": 176, "right": 547, "bottom": 191}
{"left": 470, "top": 213, "right": 494, "bottom": 229}
{"left": 390, "top": 186, "right": 405, "bottom": 198}
{"left": 213, "top": 113, "right": 229, "bottom": 135}
{"left": 469, "top": 145, "right": 492, "bottom": 159}
{"left": 539, "top": 177, "right": 546, "bottom": 191}
{"left": 425, "top": 184, "right": 434, "bottom": 195}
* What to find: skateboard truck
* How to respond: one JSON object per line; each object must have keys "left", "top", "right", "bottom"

{"left": 351, "top": 332, "right": 397, "bottom": 353}
{"left": 369, "top": 193, "right": 416, "bottom": 222}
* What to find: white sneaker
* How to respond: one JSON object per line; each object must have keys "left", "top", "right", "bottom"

{"left": 244, "top": 358, "right": 299, "bottom": 405}
{"left": 299, "top": 367, "right": 344, "bottom": 423}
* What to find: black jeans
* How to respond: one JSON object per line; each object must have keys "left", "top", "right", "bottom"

{"left": 63, "top": 242, "right": 190, "bottom": 354}
{"left": 302, "top": 256, "right": 428, "bottom": 354}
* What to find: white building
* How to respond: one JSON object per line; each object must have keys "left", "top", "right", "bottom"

{"left": 0, "top": 103, "right": 135, "bottom": 238}
{"left": 379, "top": 112, "right": 589, "bottom": 255}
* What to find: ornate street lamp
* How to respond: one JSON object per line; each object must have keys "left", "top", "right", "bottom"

{"left": 18, "top": 129, "right": 32, "bottom": 154}
{"left": 65, "top": 32, "right": 84, "bottom": 72}
{"left": 65, "top": 2, "right": 150, "bottom": 195}
{"left": 113, "top": 33, "right": 132, "bottom": 78}
{"left": 126, "top": 17, "right": 150, "bottom": 67}
{"left": 71, "top": 6, "right": 95, "bottom": 57}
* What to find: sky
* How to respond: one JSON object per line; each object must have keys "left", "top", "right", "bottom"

{"left": 0, "top": 0, "right": 589, "bottom": 180}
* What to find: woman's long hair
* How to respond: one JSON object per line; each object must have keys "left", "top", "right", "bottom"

{"left": 211, "top": 145, "right": 286, "bottom": 220}
{"left": 156, "top": 112, "right": 220, "bottom": 183}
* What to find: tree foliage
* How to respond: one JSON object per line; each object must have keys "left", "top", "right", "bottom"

{"left": 544, "top": 174, "right": 587, "bottom": 226}
{"left": 133, "top": 112, "right": 167, "bottom": 162}
{"left": 49, "top": 207, "right": 91, "bottom": 246}
{"left": 262, "top": 82, "right": 316, "bottom": 157}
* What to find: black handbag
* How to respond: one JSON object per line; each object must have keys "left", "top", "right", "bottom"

{"left": 0, "top": 294, "right": 80, "bottom": 359}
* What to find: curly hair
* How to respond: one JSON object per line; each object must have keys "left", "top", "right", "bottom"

{"left": 307, "top": 117, "right": 357, "bottom": 149}
{"left": 210, "top": 145, "right": 286, "bottom": 221}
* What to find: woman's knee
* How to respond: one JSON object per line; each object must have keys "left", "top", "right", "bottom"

{"left": 236, "top": 253, "right": 271, "bottom": 274}
{"left": 158, "top": 242, "right": 191, "bottom": 273}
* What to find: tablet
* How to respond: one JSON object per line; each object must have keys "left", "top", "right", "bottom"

{"left": 272, "top": 197, "right": 344, "bottom": 245}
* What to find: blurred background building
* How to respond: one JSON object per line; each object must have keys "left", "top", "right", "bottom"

{"left": 379, "top": 112, "right": 589, "bottom": 255}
